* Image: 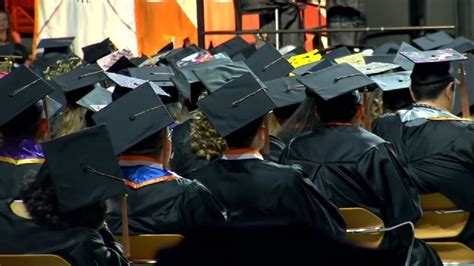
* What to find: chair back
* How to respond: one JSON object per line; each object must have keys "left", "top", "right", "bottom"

{"left": 428, "top": 242, "right": 474, "bottom": 264}
{"left": 116, "top": 234, "right": 184, "bottom": 263}
{"left": 416, "top": 193, "right": 470, "bottom": 239}
{"left": 0, "top": 254, "right": 70, "bottom": 266}
{"left": 339, "top": 207, "right": 385, "bottom": 249}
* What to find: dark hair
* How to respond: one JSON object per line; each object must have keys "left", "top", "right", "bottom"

{"left": 382, "top": 90, "right": 414, "bottom": 112}
{"left": 277, "top": 97, "right": 321, "bottom": 144}
{"left": 224, "top": 117, "right": 263, "bottom": 148}
{"left": 124, "top": 130, "right": 165, "bottom": 157}
{"left": 411, "top": 80, "right": 452, "bottom": 101}
{"left": 20, "top": 164, "right": 107, "bottom": 229}
{"left": 314, "top": 92, "right": 360, "bottom": 123}
{"left": 0, "top": 11, "right": 14, "bottom": 43}
{"left": 1, "top": 103, "right": 42, "bottom": 138}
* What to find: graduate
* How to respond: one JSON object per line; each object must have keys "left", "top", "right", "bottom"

{"left": 372, "top": 49, "right": 474, "bottom": 249}
{"left": 279, "top": 64, "right": 441, "bottom": 265}
{"left": 188, "top": 72, "right": 346, "bottom": 241}
{"left": 0, "top": 67, "right": 53, "bottom": 200}
{"left": 0, "top": 125, "right": 128, "bottom": 265}
{"left": 93, "top": 83, "right": 226, "bottom": 235}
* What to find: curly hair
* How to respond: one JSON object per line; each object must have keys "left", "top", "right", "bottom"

{"left": 55, "top": 105, "right": 88, "bottom": 138}
{"left": 190, "top": 110, "right": 227, "bottom": 161}
{"left": 20, "top": 164, "right": 107, "bottom": 229}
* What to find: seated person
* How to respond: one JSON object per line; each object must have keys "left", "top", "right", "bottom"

{"left": 188, "top": 73, "right": 346, "bottom": 241}
{"left": 92, "top": 83, "right": 226, "bottom": 235}
{"left": 0, "top": 125, "right": 128, "bottom": 265}
{"left": 372, "top": 50, "right": 474, "bottom": 249}
{"left": 0, "top": 67, "right": 51, "bottom": 200}
{"left": 279, "top": 64, "right": 441, "bottom": 265}
{"left": 0, "top": 10, "right": 22, "bottom": 45}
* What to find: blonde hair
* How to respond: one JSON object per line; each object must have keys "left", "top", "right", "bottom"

{"left": 190, "top": 91, "right": 227, "bottom": 160}
{"left": 55, "top": 105, "right": 88, "bottom": 138}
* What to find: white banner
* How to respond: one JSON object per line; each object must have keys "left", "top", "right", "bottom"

{"left": 36, "top": 0, "right": 138, "bottom": 57}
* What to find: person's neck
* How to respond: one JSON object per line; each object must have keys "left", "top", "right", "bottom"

{"left": 416, "top": 100, "right": 450, "bottom": 112}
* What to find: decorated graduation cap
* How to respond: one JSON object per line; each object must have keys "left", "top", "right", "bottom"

{"left": 41, "top": 124, "right": 127, "bottom": 212}
{"left": 298, "top": 63, "right": 375, "bottom": 101}
{"left": 244, "top": 43, "right": 294, "bottom": 81}
{"left": 288, "top": 49, "right": 322, "bottom": 68}
{"left": 0, "top": 66, "right": 54, "bottom": 126}
{"left": 292, "top": 58, "right": 333, "bottom": 76}
{"left": 192, "top": 61, "right": 255, "bottom": 93}
{"left": 76, "top": 86, "right": 113, "bottom": 112}
{"left": 401, "top": 48, "right": 467, "bottom": 86}
{"left": 373, "top": 42, "right": 400, "bottom": 55}
{"left": 162, "top": 45, "right": 201, "bottom": 66}
{"left": 106, "top": 72, "right": 169, "bottom": 101}
{"left": 37, "top": 37, "right": 75, "bottom": 54}
{"left": 82, "top": 38, "right": 117, "bottom": 64}
{"left": 393, "top": 42, "right": 420, "bottom": 71}
{"left": 413, "top": 31, "right": 454, "bottom": 51}
{"left": 92, "top": 83, "right": 174, "bottom": 154}
{"left": 53, "top": 63, "right": 108, "bottom": 103}
{"left": 353, "top": 62, "right": 400, "bottom": 76}
{"left": 441, "top": 37, "right": 474, "bottom": 54}
{"left": 197, "top": 72, "right": 275, "bottom": 137}
{"left": 264, "top": 76, "right": 306, "bottom": 120}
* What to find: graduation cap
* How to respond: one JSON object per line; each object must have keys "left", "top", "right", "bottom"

{"left": 244, "top": 43, "right": 294, "bottom": 81}
{"left": 0, "top": 66, "right": 54, "bottom": 126}
{"left": 37, "top": 37, "right": 75, "bottom": 55}
{"left": 440, "top": 37, "right": 474, "bottom": 54}
{"left": 178, "top": 57, "right": 233, "bottom": 84}
{"left": 322, "top": 46, "right": 352, "bottom": 62}
{"left": 76, "top": 86, "right": 113, "bottom": 112}
{"left": 402, "top": 49, "right": 467, "bottom": 87}
{"left": 53, "top": 64, "right": 108, "bottom": 103}
{"left": 373, "top": 42, "right": 400, "bottom": 55}
{"left": 192, "top": 61, "right": 255, "bottom": 93}
{"left": 371, "top": 71, "right": 411, "bottom": 92}
{"left": 364, "top": 55, "right": 396, "bottom": 64}
{"left": 197, "top": 72, "right": 276, "bottom": 137}
{"left": 298, "top": 63, "right": 375, "bottom": 101}
{"left": 156, "top": 42, "right": 174, "bottom": 55}
{"left": 163, "top": 45, "right": 201, "bottom": 66}
{"left": 210, "top": 36, "right": 251, "bottom": 57}
{"left": 231, "top": 44, "right": 257, "bottom": 61}
{"left": 42, "top": 95, "right": 64, "bottom": 119}
{"left": 288, "top": 49, "right": 322, "bottom": 68}
{"left": 41, "top": 124, "right": 127, "bottom": 212}
{"left": 130, "top": 55, "right": 149, "bottom": 66}
{"left": 0, "top": 43, "right": 28, "bottom": 63}
{"left": 82, "top": 38, "right": 116, "bottom": 64}
{"left": 92, "top": 83, "right": 174, "bottom": 154}
{"left": 106, "top": 72, "right": 169, "bottom": 100}
{"left": 413, "top": 31, "right": 454, "bottom": 51}
{"left": 393, "top": 42, "right": 420, "bottom": 71}
{"left": 353, "top": 62, "right": 400, "bottom": 76}
{"left": 264, "top": 76, "right": 306, "bottom": 119}
{"left": 127, "top": 65, "right": 175, "bottom": 87}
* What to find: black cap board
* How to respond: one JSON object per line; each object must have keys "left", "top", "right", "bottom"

{"left": 127, "top": 65, "right": 175, "bottom": 87}
{"left": 210, "top": 36, "right": 250, "bottom": 57}
{"left": 244, "top": 43, "right": 294, "bottom": 81}
{"left": 298, "top": 63, "right": 375, "bottom": 101}
{"left": 37, "top": 37, "right": 75, "bottom": 54}
{"left": 197, "top": 72, "right": 276, "bottom": 137}
{"left": 364, "top": 55, "right": 396, "bottom": 64}
{"left": 76, "top": 86, "right": 113, "bottom": 112}
{"left": 373, "top": 42, "right": 400, "bottom": 55}
{"left": 192, "top": 61, "right": 254, "bottom": 93}
{"left": 92, "top": 83, "right": 174, "bottom": 154}
{"left": 82, "top": 38, "right": 116, "bottom": 64}
{"left": 440, "top": 37, "right": 474, "bottom": 54}
{"left": 264, "top": 76, "right": 306, "bottom": 108}
{"left": 0, "top": 66, "right": 54, "bottom": 125}
{"left": 322, "top": 46, "right": 352, "bottom": 62}
{"left": 41, "top": 124, "right": 127, "bottom": 212}
{"left": 371, "top": 71, "right": 411, "bottom": 92}
{"left": 413, "top": 31, "right": 454, "bottom": 51}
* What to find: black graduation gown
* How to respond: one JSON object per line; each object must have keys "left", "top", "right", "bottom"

{"left": 262, "top": 135, "right": 286, "bottom": 163}
{"left": 107, "top": 176, "right": 226, "bottom": 235}
{"left": 280, "top": 125, "right": 441, "bottom": 266}
{"left": 169, "top": 120, "right": 209, "bottom": 178}
{"left": 0, "top": 162, "right": 41, "bottom": 200}
{"left": 188, "top": 157, "right": 346, "bottom": 241}
{"left": 0, "top": 200, "right": 128, "bottom": 266}
{"left": 373, "top": 113, "right": 474, "bottom": 249}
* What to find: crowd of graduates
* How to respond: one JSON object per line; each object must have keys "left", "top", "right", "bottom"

{"left": 0, "top": 30, "right": 473, "bottom": 266}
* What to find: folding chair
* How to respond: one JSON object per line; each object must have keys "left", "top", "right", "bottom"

{"left": 415, "top": 193, "right": 474, "bottom": 264}
{"left": 0, "top": 254, "right": 70, "bottom": 266}
{"left": 116, "top": 234, "right": 184, "bottom": 264}
{"left": 339, "top": 207, "right": 415, "bottom": 266}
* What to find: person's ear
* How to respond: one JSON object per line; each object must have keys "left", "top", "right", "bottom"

{"left": 409, "top": 86, "right": 417, "bottom": 102}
